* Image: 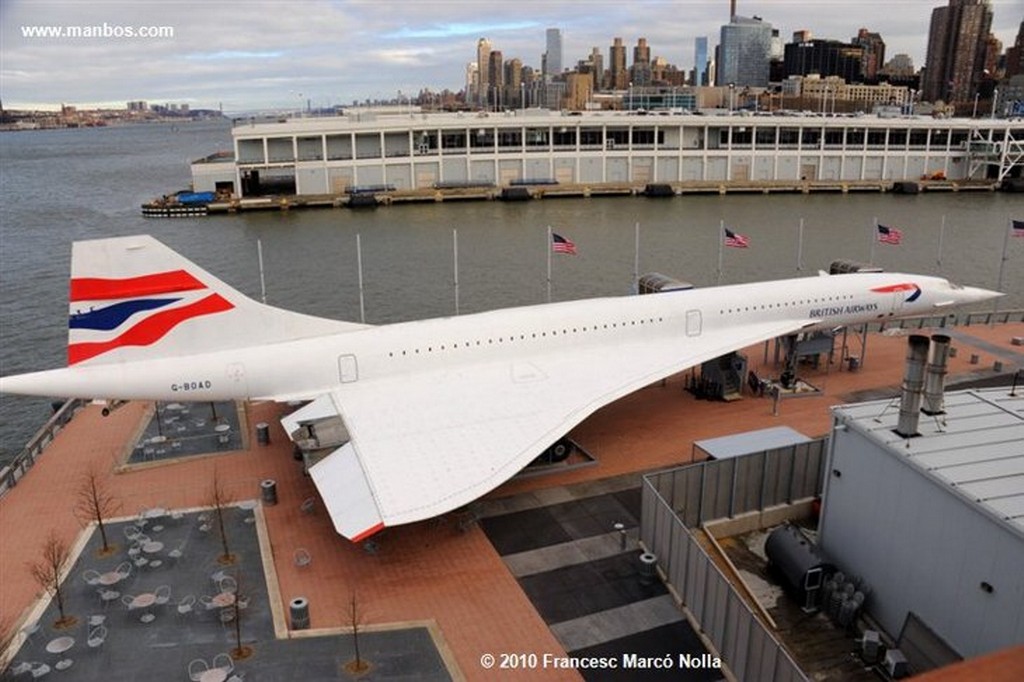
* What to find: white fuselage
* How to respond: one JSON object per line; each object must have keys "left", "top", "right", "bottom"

{"left": 0, "top": 271, "right": 994, "bottom": 403}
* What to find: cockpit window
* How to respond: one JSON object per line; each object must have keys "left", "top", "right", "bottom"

{"left": 947, "top": 280, "right": 964, "bottom": 290}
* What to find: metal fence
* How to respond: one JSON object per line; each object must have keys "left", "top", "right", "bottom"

{"left": 0, "top": 399, "right": 85, "bottom": 499}
{"left": 641, "top": 440, "right": 828, "bottom": 682}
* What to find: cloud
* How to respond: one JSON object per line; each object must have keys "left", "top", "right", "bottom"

{"left": 186, "top": 50, "right": 285, "bottom": 61}
{"left": 0, "top": 0, "right": 1019, "bottom": 111}
{"left": 386, "top": 21, "right": 540, "bottom": 40}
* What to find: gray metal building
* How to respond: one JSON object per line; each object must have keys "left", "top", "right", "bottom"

{"left": 819, "top": 385, "right": 1024, "bottom": 665}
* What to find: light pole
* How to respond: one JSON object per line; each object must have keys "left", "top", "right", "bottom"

{"left": 991, "top": 88, "right": 999, "bottom": 118}
{"left": 973, "top": 92, "right": 980, "bottom": 118}
{"left": 728, "top": 83, "right": 735, "bottom": 112}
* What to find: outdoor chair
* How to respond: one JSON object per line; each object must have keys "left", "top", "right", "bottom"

{"left": 8, "top": 662, "right": 32, "bottom": 676}
{"left": 187, "top": 658, "right": 209, "bottom": 681}
{"left": 212, "top": 653, "right": 234, "bottom": 673}
{"left": 294, "top": 548, "right": 311, "bottom": 568}
{"left": 82, "top": 569, "right": 101, "bottom": 585}
{"left": 123, "top": 525, "right": 142, "bottom": 541}
{"left": 97, "top": 588, "right": 120, "bottom": 609}
{"left": 218, "top": 575, "right": 237, "bottom": 594}
{"left": 177, "top": 594, "right": 196, "bottom": 615}
{"left": 87, "top": 625, "right": 107, "bottom": 649}
{"left": 114, "top": 561, "right": 132, "bottom": 579}
{"left": 154, "top": 585, "right": 172, "bottom": 605}
{"left": 29, "top": 662, "right": 51, "bottom": 678}
{"left": 300, "top": 497, "right": 316, "bottom": 514}
{"left": 199, "top": 595, "right": 216, "bottom": 610}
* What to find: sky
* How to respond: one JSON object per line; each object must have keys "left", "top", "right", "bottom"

{"left": 1, "top": 0, "right": 1020, "bottom": 112}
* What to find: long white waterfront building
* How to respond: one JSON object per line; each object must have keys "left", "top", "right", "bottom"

{"left": 192, "top": 110, "right": 1024, "bottom": 197}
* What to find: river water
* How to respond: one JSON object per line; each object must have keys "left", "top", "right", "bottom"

{"left": 1, "top": 120, "right": 1021, "bottom": 461}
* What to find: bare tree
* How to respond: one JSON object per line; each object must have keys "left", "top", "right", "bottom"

{"left": 74, "top": 465, "right": 121, "bottom": 554}
{"left": 26, "top": 532, "right": 75, "bottom": 628}
{"left": 226, "top": 569, "right": 251, "bottom": 659}
{"left": 207, "top": 467, "right": 235, "bottom": 565}
{"left": 343, "top": 590, "right": 370, "bottom": 676}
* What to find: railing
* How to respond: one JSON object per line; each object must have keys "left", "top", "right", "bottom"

{"left": 871, "top": 308, "right": 1024, "bottom": 332}
{"left": 641, "top": 441, "right": 828, "bottom": 682}
{"left": 0, "top": 399, "right": 85, "bottom": 499}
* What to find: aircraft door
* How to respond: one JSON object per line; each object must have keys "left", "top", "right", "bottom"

{"left": 338, "top": 355, "right": 358, "bottom": 383}
{"left": 686, "top": 310, "right": 702, "bottom": 337}
{"left": 890, "top": 292, "right": 905, "bottom": 316}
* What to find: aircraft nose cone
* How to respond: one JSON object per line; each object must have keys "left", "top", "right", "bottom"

{"left": 964, "top": 286, "right": 1004, "bottom": 304}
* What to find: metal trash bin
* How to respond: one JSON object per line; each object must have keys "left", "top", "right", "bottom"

{"left": 289, "top": 597, "right": 309, "bottom": 630}
{"left": 256, "top": 422, "right": 270, "bottom": 445}
{"left": 639, "top": 552, "right": 658, "bottom": 586}
{"left": 260, "top": 479, "right": 278, "bottom": 506}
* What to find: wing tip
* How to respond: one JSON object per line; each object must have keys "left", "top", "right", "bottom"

{"left": 350, "top": 522, "right": 385, "bottom": 543}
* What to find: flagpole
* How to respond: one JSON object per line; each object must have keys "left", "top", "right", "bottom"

{"left": 546, "top": 225, "right": 552, "bottom": 304}
{"left": 995, "top": 219, "right": 1012, "bottom": 315}
{"left": 796, "top": 218, "right": 804, "bottom": 272}
{"left": 717, "top": 219, "right": 724, "bottom": 285}
{"left": 869, "top": 216, "right": 877, "bottom": 264}
{"left": 633, "top": 222, "right": 640, "bottom": 293}
{"left": 453, "top": 228, "right": 460, "bottom": 315}
{"left": 356, "top": 233, "right": 366, "bottom": 324}
{"left": 256, "top": 238, "right": 267, "bottom": 304}
{"left": 936, "top": 214, "right": 946, "bottom": 269}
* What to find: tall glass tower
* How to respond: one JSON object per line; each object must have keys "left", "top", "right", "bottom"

{"left": 718, "top": 16, "right": 773, "bottom": 87}
{"left": 545, "top": 28, "right": 563, "bottom": 78}
{"left": 695, "top": 36, "right": 709, "bottom": 85}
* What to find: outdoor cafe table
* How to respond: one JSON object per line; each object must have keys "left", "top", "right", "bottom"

{"left": 210, "top": 592, "right": 235, "bottom": 608}
{"left": 97, "top": 571, "right": 122, "bottom": 586}
{"left": 130, "top": 593, "right": 158, "bottom": 622}
{"left": 198, "top": 668, "right": 229, "bottom": 682}
{"left": 45, "top": 636, "right": 74, "bottom": 655}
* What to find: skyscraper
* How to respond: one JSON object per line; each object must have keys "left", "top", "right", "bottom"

{"left": 695, "top": 36, "right": 709, "bottom": 85}
{"left": 1007, "top": 20, "right": 1024, "bottom": 78}
{"left": 476, "top": 38, "right": 492, "bottom": 106}
{"left": 545, "top": 28, "right": 563, "bottom": 78}
{"left": 488, "top": 50, "right": 504, "bottom": 107}
{"left": 719, "top": 15, "right": 773, "bottom": 87}
{"left": 853, "top": 28, "right": 886, "bottom": 81}
{"left": 610, "top": 37, "right": 627, "bottom": 89}
{"left": 922, "top": 0, "right": 993, "bottom": 104}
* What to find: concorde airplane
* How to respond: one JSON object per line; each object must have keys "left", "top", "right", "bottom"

{"left": 0, "top": 236, "right": 1002, "bottom": 541}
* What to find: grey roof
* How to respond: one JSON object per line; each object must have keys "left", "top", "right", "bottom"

{"left": 694, "top": 426, "right": 811, "bottom": 460}
{"left": 834, "top": 387, "right": 1024, "bottom": 536}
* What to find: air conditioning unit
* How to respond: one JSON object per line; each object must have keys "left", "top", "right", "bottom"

{"left": 884, "top": 649, "right": 908, "bottom": 679}
{"left": 860, "top": 630, "right": 881, "bottom": 664}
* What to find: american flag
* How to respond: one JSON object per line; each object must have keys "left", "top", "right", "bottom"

{"left": 1012, "top": 219, "right": 1024, "bottom": 237}
{"left": 724, "top": 228, "right": 750, "bottom": 248}
{"left": 877, "top": 224, "right": 903, "bottom": 245}
{"left": 551, "top": 232, "right": 577, "bottom": 254}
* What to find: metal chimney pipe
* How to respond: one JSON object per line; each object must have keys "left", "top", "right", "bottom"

{"left": 730, "top": 0, "right": 737, "bottom": 19}
{"left": 896, "top": 335, "right": 930, "bottom": 437}
{"left": 922, "top": 334, "right": 951, "bottom": 415}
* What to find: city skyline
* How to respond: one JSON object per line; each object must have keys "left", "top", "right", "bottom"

{"left": 1, "top": 0, "right": 1020, "bottom": 112}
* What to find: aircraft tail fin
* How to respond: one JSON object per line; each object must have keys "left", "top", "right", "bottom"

{"left": 67, "top": 235, "right": 364, "bottom": 366}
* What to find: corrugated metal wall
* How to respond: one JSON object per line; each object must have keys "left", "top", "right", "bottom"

{"left": 641, "top": 440, "right": 827, "bottom": 682}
